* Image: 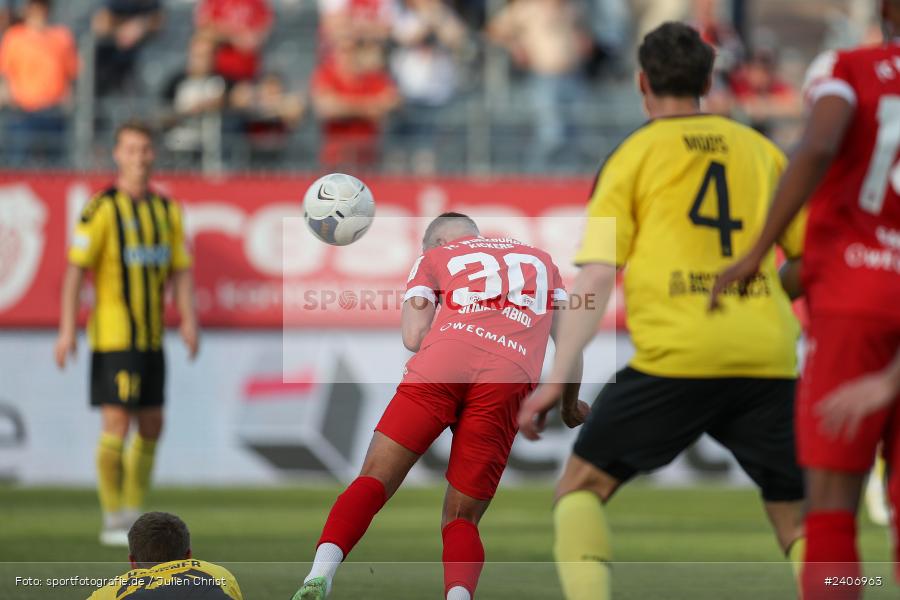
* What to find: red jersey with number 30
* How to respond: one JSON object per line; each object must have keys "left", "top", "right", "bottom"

{"left": 802, "top": 44, "right": 900, "bottom": 322}
{"left": 404, "top": 236, "right": 567, "bottom": 382}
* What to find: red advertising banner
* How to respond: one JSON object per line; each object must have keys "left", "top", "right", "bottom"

{"left": 0, "top": 173, "right": 623, "bottom": 329}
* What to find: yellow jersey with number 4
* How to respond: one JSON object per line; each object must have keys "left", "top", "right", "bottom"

{"left": 575, "top": 114, "right": 806, "bottom": 378}
{"left": 86, "top": 559, "right": 242, "bottom": 600}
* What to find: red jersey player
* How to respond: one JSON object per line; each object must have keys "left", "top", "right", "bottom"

{"left": 712, "top": 2, "right": 900, "bottom": 597}
{"left": 293, "top": 213, "right": 586, "bottom": 600}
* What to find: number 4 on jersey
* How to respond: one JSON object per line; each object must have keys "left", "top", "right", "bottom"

{"left": 688, "top": 161, "right": 744, "bottom": 257}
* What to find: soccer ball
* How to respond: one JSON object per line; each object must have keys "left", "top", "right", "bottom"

{"left": 303, "top": 173, "right": 375, "bottom": 246}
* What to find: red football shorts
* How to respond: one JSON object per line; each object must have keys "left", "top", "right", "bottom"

{"left": 376, "top": 339, "right": 535, "bottom": 500}
{"left": 797, "top": 313, "right": 900, "bottom": 472}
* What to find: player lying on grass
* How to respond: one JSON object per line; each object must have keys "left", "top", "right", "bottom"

{"left": 87, "top": 511, "right": 242, "bottom": 599}
{"left": 292, "top": 213, "right": 587, "bottom": 600}
{"left": 712, "top": 0, "right": 900, "bottom": 595}
{"left": 519, "top": 22, "right": 807, "bottom": 600}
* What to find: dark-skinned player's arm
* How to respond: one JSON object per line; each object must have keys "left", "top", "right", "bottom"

{"left": 818, "top": 349, "right": 900, "bottom": 441}
{"left": 779, "top": 259, "right": 804, "bottom": 301}
{"left": 709, "top": 94, "right": 855, "bottom": 310}
{"left": 55, "top": 264, "right": 86, "bottom": 369}
{"left": 401, "top": 296, "right": 437, "bottom": 352}
{"left": 518, "top": 263, "right": 617, "bottom": 440}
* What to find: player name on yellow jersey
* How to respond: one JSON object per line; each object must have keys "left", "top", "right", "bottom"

{"left": 86, "top": 559, "right": 242, "bottom": 599}
{"left": 575, "top": 115, "right": 806, "bottom": 378}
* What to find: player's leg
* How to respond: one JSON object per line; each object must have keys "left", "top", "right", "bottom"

{"left": 92, "top": 350, "right": 133, "bottom": 545}
{"left": 122, "top": 406, "right": 163, "bottom": 520}
{"left": 441, "top": 485, "right": 491, "bottom": 600}
{"left": 706, "top": 377, "right": 805, "bottom": 582}
{"left": 553, "top": 455, "right": 619, "bottom": 600}
{"left": 297, "top": 380, "right": 459, "bottom": 599}
{"left": 795, "top": 316, "right": 898, "bottom": 600}
{"left": 554, "top": 368, "right": 715, "bottom": 600}
{"left": 97, "top": 404, "right": 130, "bottom": 543}
{"left": 122, "top": 351, "right": 165, "bottom": 524}
{"left": 864, "top": 453, "right": 890, "bottom": 526}
{"left": 438, "top": 375, "right": 532, "bottom": 600}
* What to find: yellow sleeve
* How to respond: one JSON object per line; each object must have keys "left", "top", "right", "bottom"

{"left": 69, "top": 196, "right": 111, "bottom": 269}
{"left": 224, "top": 572, "right": 244, "bottom": 600}
{"left": 200, "top": 562, "right": 243, "bottom": 600}
{"left": 573, "top": 145, "right": 637, "bottom": 267}
{"left": 169, "top": 202, "right": 193, "bottom": 271}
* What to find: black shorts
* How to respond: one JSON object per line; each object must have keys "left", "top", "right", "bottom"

{"left": 90, "top": 350, "right": 165, "bottom": 409}
{"left": 573, "top": 367, "right": 804, "bottom": 502}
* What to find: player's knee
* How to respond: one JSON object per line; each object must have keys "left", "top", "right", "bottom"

{"left": 441, "top": 504, "right": 483, "bottom": 529}
{"left": 136, "top": 413, "right": 164, "bottom": 440}
{"left": 556, "top": 457, "right": 619, "bottom": 504}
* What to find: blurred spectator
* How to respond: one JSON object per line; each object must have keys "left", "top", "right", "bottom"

{"left": 230, "top": 72, "right": 305, "bottom": 163}
{"left": 728, "top": 47, "right": 801, "bottom": 139}
{"left": 0, "top": 0, "right": 78, "bottom": 166}
{"left": 92, "top": 0, "right": 164, "bottom": 96}
{"left": 161, "top": 34, "right": 227, "bottom": 155}
{"left": 311, "top": 34, "right": 400, "bottom": 169}
{"left": 390, "top": 0, "right": 467, "bottom": 172}
{"left": 691, "top": 0, "right": 742, "bottom": 73}
{"left": 195, "top": 0, "right": 273, "bottom": 84}
{"left": 488, "top": 0, "right": 591, "bottom": 169}
{"left": 632, "top": 0, "right": 688, "bottom": 44}
{"left": 318, "top": 0, "right": 393, "bottom": 48}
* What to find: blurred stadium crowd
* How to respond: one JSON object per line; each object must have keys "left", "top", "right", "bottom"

{"left": 0, "top": 0, "right": 884, "bottom": 174}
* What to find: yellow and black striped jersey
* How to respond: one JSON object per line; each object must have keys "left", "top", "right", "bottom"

{"left": 86, "top": 559, "right": 242, "bottom": 600}
{"left": 69, "top": 188, "right": 192, "bottom": 352}
{"left": 575, "top": 114, "right": 806, "bottom": 378}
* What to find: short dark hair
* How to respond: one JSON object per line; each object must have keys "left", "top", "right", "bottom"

{"left": 26, "top": 0, "right": 51, "bottom": 9}
{"left": 128, "top": 512, "right": 191, "bottom": 565}
{"left": 423, "top": 212, "right": 479, "bottom": 247}
{"left": 638, "top": 22, "right": 715, "bottom": 98}
{"left": 114, "top": 119, "right": 155, "bottom": 145}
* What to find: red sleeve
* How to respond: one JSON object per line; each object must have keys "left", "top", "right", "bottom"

{"left": 550, "top": 261, "right": 567, "bottom": 303}
{"left": 404, "top": 253, "right": 440, "bottom": 305}
{"left": 804, "top": 50, "right": 857, "bottom": 107}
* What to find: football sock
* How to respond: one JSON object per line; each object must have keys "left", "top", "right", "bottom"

{"left": 803, "top": 511, "right": 860, "bottom": 600}
{"left": 318, "top": 476, "right": 387, "bottom": 555}
{"left": 304, "top": 542, "right": 344, "bottom": 594}
{"left": 554, "top": 490, "right": 612, "bottom": 600}
{"left": 442, "top": 519, "right": 484, "bottom": 598}
{"left": 122, "top": 435, "right": 158, "bottom": 511}
{"left": 786, "top": 537, "right": 805, "bottom": 583}
{"left": 446, "top": 585, "right": 472, "bottom": 600}
{"left": 96, "top": 432, "right": 125, "bottom": 518}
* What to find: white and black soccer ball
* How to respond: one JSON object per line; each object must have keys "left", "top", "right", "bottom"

{"left": 303, "top": 173, "right": 375, "bottom": 246}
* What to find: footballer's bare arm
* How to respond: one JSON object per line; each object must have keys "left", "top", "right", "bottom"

{"left": 401, "top": 297, "right": 437, "bottom": 352}
{"left": 711, "top": 95, "right": 853, "bottom": 309}
{"left": 551, "top": 305, "right": 589, "bottom": 428}
{"left": 55, "top": 264, "right": 86, "bottom": 369}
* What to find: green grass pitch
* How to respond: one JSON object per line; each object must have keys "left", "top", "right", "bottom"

{"left": 1, "top": 484, "right": 895, "bottom": 599}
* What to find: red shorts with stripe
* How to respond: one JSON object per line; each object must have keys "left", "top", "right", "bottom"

{"left": 797, "top": 313, "right": 900, "bottom": 472}
{"left": 376, "top": 339, "right": 535, "bottom": 500}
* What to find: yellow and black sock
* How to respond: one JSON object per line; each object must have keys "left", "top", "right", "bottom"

{"left": 122, "top": 435, "right": 158, "bottom": 511}
{"left": 554, "top": 490, "right": 612, "bottom": 600}
{"left": 96, "top": 432, "right": 125, "bottom": 517}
